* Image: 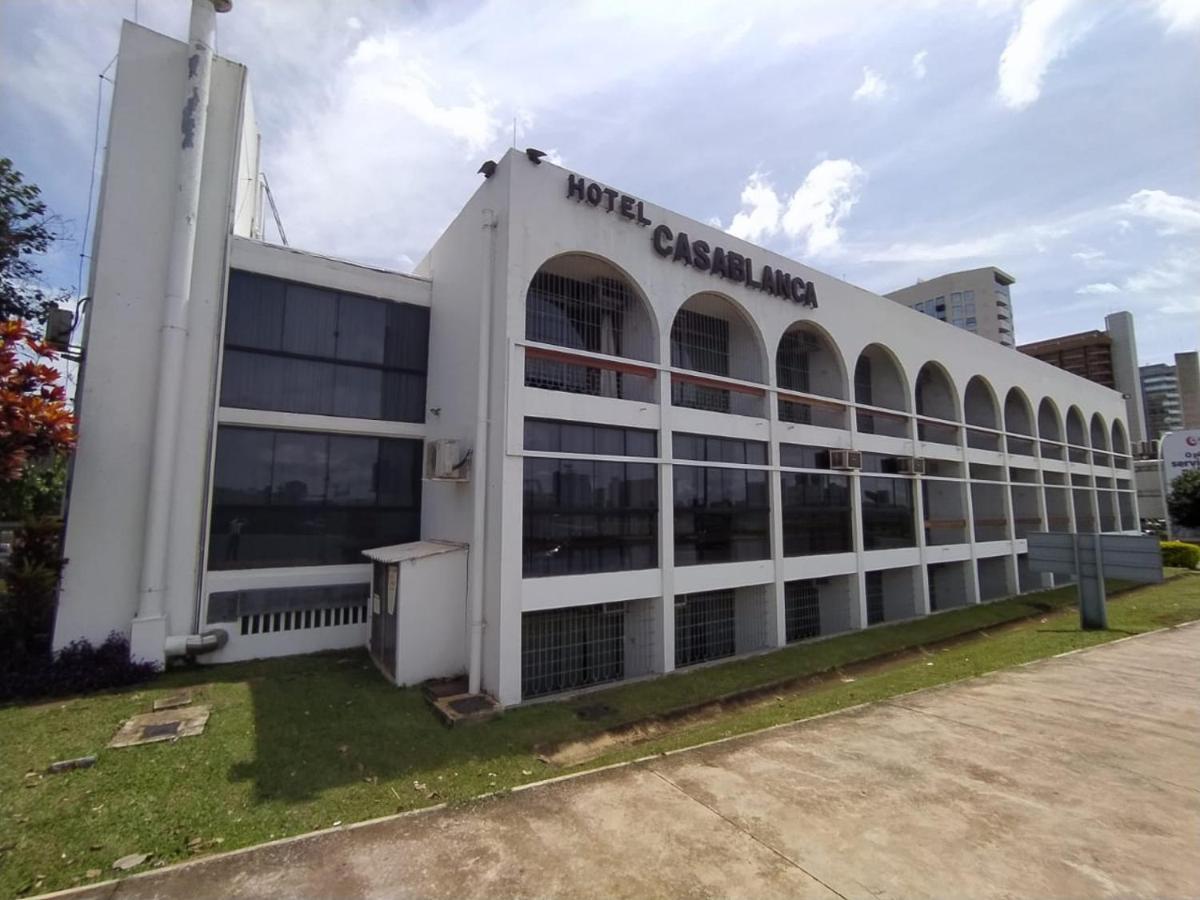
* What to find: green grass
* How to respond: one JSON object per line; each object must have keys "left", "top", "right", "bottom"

{"left": 2, "top": 572, "right": 1198, "bottom": 897}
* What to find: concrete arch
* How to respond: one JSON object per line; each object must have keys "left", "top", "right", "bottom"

{"left": 853, "top": 343, "right": 910, "bottom": 413}
{"left": 524, "top": 251, "right": 660, "bottom": 362}
{"left": 775, "top": 320, "right": 848, "bottom": 400}
{"left": 671, "top": 290, "right": 769, "bottom": 385}
{"left": 1090, "top": 412, "right": 1109, "bottom": 450}
{"left": 1004, "top": 387, "right": 1035, "bottom": 436}
{"left": 1111, "top": 418, "right": 1129, "bottom": 456}
{"left": 1038, "top": 397, "right": 1063, "bottom": 443}
{"left": 964, "top": 375, "right": 1000, "bottom": 429}
{"left": 915, "top": 361, "right": 960, "bottom": 422}
{"left": 1066, "top": 406, "right": 1088, "bottom": 447}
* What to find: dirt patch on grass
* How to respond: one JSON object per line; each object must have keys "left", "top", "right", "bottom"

{"left": 537, "top": 602, "right": 1063, "bottom": 768}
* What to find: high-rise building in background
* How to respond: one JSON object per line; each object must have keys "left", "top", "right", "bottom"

{"left": 1142, "top": 351, "right": 1200, "bottom": 441}
{"left": 885, "top": 267, "right": 1017, "bottom": 347}
{"left": 1018, "top": 311, "right": 1146, "bottom": 443}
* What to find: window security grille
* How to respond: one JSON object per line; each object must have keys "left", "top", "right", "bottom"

{"left": 675, "top": 589, "right": 735, "bottom": 667}
{"left": 777, "top": 330, "right": 815, "bottom": 425}
{"left": 866, "top": 571, "right": 885, "bottom": 625}
{"left": 785, "top": 580, "right": 822, "bottom": 642}
{"left": 522, "top": 603, "right": 627, "bottom": 698}
{"left": 240, "top": 603, "right": 367, "bottom": 636}
{"left": 671, "top": 309, "right": 731, "bottom": 413}
{"left": 525, "top": 272, "right": 633, "bottom": 398}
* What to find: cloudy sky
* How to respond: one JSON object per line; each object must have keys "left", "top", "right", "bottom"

{"left": 2, "top": 0, "right": 1197, "bottom": 364}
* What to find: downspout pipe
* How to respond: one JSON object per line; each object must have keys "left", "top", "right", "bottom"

{"left": 133, "top": 0, "right": 227, "bottom": 654}
{"left": 467, "top": 209, "right": 497, "bottom": 695}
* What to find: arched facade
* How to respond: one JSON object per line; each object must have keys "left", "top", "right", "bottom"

{"left": 670, "top": 292, "right": 768, "bottom": 416}
{"left": 854, "top": 343, "right": 909, "bottom": 437}
{"left": 915, "top": 362, "right": 959, "bottom": 445}
{"left": 1066, "top": 406, "right": 1088, "bottom": 462}
{"left": 964, "top": 376, "right": 1001, "bottom": 450}
{"left": 1038, "top": 397, "right": 1063, "bottom": 458}
{"left": 776, "top": 322, "right": 848, "bottom": 429}
{"left": 1004, "top": 388, "right": 1036, "bottom": 457}
{"left": 523, "top": 253, "right": 659, "bottom": 402}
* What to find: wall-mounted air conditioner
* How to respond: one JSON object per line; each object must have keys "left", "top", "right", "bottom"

{"left": 895, "top": 457, "right": 926, "bottom": 475}
{"left": 424, "top": 439, "right": 470, "bottom": 481}
{"left": 829, "top": 449, "right": 863, "bottom": 470}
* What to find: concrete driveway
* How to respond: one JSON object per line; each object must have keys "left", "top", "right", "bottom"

{"left": 59, "top": 624, "right": 1200, "bottom": 899}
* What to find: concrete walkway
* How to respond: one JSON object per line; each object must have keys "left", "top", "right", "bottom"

{"left": 63, "top": 625, "right": 1200, "bottom": 899}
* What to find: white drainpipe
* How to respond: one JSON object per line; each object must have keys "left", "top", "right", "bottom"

{"left": 133, "top": 0, "right": 230, "bottom": 659}
{"left": 467, "top": 209, "right": 497, "bottom": 694}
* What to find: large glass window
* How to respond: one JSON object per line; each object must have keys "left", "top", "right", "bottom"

{"left": 673, "top": 433, "right": 767, "bottom": 465}
{"left": 674, "top": 466, "right": 770, "bottom": 565}
{"left": 221, "top": 270, "right": 429, "bottom": 422}
{"left": 860, "top": 476, "right": 916, "bottom": 550}
{"left": 523, "top": 458, "right": 658, "bottom": 577}
{"left": 208, "top": 426, "right": 421, "bottom": 570}
{"left": 781, "top": 472, "right": 852, "bottom": 556}
{"left": 525, "top": 419, "right": 656, "bottom": 457}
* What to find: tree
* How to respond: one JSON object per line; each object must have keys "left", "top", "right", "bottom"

{"left": 0, "top": 157, "right": 68, "bottom": 324}
{"left": 1166, "top": 469, "right": 1200, "bottom": 529}
{"left": 0, "top": 319, "right": 75, "bottom": 482}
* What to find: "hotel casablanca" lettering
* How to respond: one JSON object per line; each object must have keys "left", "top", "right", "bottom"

{"left": 566, "top": 174, "right": 818, "bottom": 308}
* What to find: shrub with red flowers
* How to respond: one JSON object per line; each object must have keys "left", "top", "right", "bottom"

{"left": 0, "top": 319, "right": 75, "bottom": 482}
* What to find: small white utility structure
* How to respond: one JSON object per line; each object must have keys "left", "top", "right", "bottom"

{"left": 362, "top": 541, "right": 468, "bottom": 686}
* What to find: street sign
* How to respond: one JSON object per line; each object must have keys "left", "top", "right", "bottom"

{"left": 1026, "top": 532, "right": 1164, "bottom": 629}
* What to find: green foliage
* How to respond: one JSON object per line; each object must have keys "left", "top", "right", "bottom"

{"left": 1166, "top": 469, "right": 1200, "bottom": 528}
{"left": 1161, "top": 540, "right": 1200, "bottom": 570}
{"left": 0, "top": 455, "right": 65, "bottom": 519}
{"left": 0, "top": 516, "right": 65, "bottom": 666}
{"left": 0, "top": 158, "right": 69, "bottom": 324}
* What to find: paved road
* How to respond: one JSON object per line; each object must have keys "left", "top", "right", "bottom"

{"left": 62, "top": 625, "right": 1200, "bottom": 899}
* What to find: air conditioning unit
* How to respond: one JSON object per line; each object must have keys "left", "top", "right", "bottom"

{"left": 43, "top": 306, "right": 74, "bottom": 350}
{"left": 425, "top": 439, "right": 469, "bottom": 481}
{"left": 895, "top": 457, "right": 926, "bottom": 475}
{"left": 829, "top": 449, "right": 863, "bottom": 470}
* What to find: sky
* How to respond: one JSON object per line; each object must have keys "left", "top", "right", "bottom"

{"left": 1, "top": 0, "right": 1197, "bottom": 365}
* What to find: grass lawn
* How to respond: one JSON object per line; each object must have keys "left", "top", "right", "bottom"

{"left": 2, "top": 572, "right": 1198, "bottom": 897}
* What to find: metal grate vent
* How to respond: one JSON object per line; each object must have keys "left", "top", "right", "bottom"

{"left": 522, "top": 603, "right": 630, "bottom": 698}
{"left": 240, "top": 603, "right": 367, "bottom": 636}
{"left": 866, "top": 571, "right": 885, "bottom": 626}
{"left": 675, "top": 589, "right": 735, "bottom": 667}
{"left": 785, "top": 579, "right": 821, "bottom": 642}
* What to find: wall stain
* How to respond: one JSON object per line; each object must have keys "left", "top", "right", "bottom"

{"left": 181, "top": 87, "right": 200, "bottom": 149}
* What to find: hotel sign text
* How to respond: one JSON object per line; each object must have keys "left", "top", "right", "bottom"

{"left": 567, "top": 174, "right": 817, "bottom": 308}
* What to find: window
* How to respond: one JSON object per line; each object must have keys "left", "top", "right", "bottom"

{"left": 785, "top": 580, "right": 821, "bottom": 642}
{"left": 221, "top": 271, "right": 429, "bottom": 423}
{"left": 671, "top": 309, "right": 731, "bottom": 412}
{"left": 915, "top": 301, "right": 925, "bottom": 313}
{"left": 866, "top": 571, "right": 885, "bottom": 625}
{"left": 966, "top": 317, "right": 977, "bottom": 327}
{"left": 522, "top": 604, "right": 625, "bottom": 697}
{"left": 781, "top": 472, "right": 852, "bottom": 556}
{"left": 779, "top": 444, "right": 831, "bottom": 469}
{"left": 860, "top": 476, "right": 915, "bottom": 550}
{"left": 964, "top": 290, "right": 974, "bottom": 303}
{"left": 523, "top": 458, "right": 658, "bottom": 577}
{"left": 674, "top": 433, "right": 767, "bottom": 465}
{"left": 951, "top": 292, "right": 962, "bottom": 307}
{"left": 208, "top": 426, "right": 422, "bottom": 570}
{"left": 674, "top": 466, "right": 770, "bottom": 565}
{"left": 525, "top": 419, "right": 656, "bottom": 457}
{"left": 675, "top": 590, "right": 735, "bottom": 667}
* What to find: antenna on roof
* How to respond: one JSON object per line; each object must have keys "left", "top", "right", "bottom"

{"left": 512, "top": 117, "right": 517, "bottom": 149}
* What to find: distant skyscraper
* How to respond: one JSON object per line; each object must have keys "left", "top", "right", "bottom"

{"left": 885, "top": 267, "right": 1016, "bottom": 347}
{"left": 1019, "top": 311, "right": 1146, "bottom": 443}
{"left": 1141, "top": 359, "right": 1188, "bottom": 441}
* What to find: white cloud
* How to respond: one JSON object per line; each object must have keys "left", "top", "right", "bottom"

{"left": 911, "top": 50, "right": 928, "bottom": 79}
{"left": 728, "top": 172, "right": 783, "bottom": 244}
{"left": 346, "top": 16, "right": 363, "bottom": 31}
{"left": 852, "top": 67, "right": 889, "bottom": 101}
{"left": 997, "top": 0, "right": 1097, "bottom": 110}
{"left": 726, "top": 160, "right": 866, "bottom": 257}
{"left": 1071, "top": 248, "right": 1105, "bottom": 262}
{"left": 1148, "top": 0, "right": 1200, "bottom": 32}
{"left": 1075, "top": 282, "right": 1119, "bottom": 294}
{"left": 1118, "top": 189, "right": 1200, "bottom": 233}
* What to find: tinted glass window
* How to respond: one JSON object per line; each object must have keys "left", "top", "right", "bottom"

{"left": 860, "top": 476, "right": 915, "bottom": 550}
{"left": 523, "top": 458, "right": 658, "bottom": 577}
{"left": 779, "top": 444, "right": 831, "bottom": 469}
{"left": 523, "top": 419, "right": 657, "bottom": 458}
{"left": 781, "top": 473, "right": 852, "bottom": 556}
{"left": 221, "top": 270, "right": 429, "bottom": 423}
{"left": 208, "top": 426, "right": 422, "bottom": 570}
{"left": 673, "top": 466, "right": 770, "bottom": 565}
{"left": 673, "top": 433, "right": 767, "bottom": 465}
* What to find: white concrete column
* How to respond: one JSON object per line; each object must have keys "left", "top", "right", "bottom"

{"left": 656, "top": 348, "right": 675, "bottom": 674}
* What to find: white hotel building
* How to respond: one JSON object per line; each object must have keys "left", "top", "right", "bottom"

{"left": 55, "top": 7, "right": 1137, "bottom": 706}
